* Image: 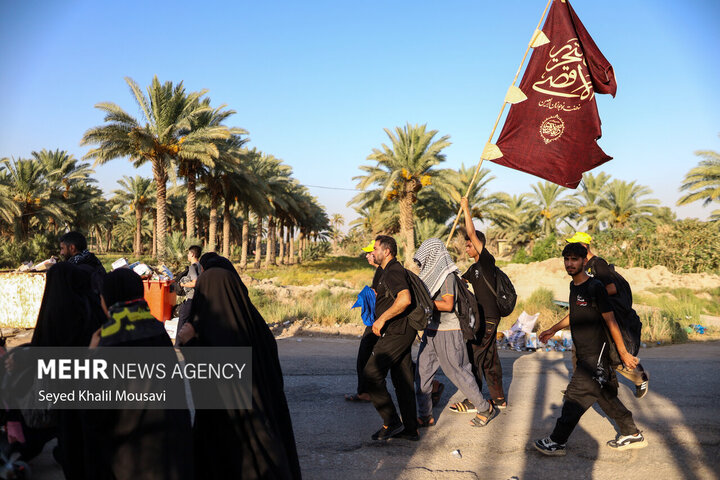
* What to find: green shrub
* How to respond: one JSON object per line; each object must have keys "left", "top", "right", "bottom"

{"left": 302, "top": 242, "right": 331, "bottom": 261}
{"left": 592, "top": 220, "right": 720, "bottom": 274}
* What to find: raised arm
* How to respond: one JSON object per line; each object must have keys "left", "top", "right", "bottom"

{"left": 461, "top": 197, "right": 484, "bottom": 255}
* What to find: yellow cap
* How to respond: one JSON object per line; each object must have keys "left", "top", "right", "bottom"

{"left": 361, "top": 240, "right": 375, "bottom": 252}
{"left": 565, "top": 232, "right": 592, "bottom": 245}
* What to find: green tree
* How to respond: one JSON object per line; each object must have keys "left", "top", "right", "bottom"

{"left": 112, "top": 176, "right": 155, "bottom": 256}
{"left": 529, "top": 181, "right": 576, "bottom": 237}
{"left": 81, "top": 76, "right": 229, "bottom": 257}
{"left": 353, "top": 123, "right": 451, "bottom": 266}
{"left": 596, "top": 180, "right": 660, "bottom": 228}
{"left": 0, "top": 157, "right": 64, "bottom": 241}
{"left": 677, "top": 140, "right": 720, "bottom": 221}
{"left": 574, "top": 171, "right": 612, "bottom": 232}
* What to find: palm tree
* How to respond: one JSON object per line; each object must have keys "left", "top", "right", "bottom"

{"left": 0, "top": 157, "right": 64, "bottom": 241}
{"left": 81, "top": 76, "right": 228, "bottom": 257}
{"left": 112, "top": 176, "right": 155, "bottom": 256}
{"left": 678, "top": 141, "right": 720, "bottom": 220}
{"left": 492, "top": 193, "right": 541, "bottom": 250}
{"left": 175, "top": 98, "right": 243, "bottom": 239}
{"left": 233, "top": 148, "right": 269, "bottom": 269}
{"left": 353, "top": 123, "right": 451, "bottom": 266}
{"left": 596, "top": 180, "right": 660, "bottom": 228}
{"left": 32, "top": 149, "right": 95, "bottom": 199}
{"left": 574, "top": 171, "right": 612, "bottom": 232}
{"left": 329, "top": 213, "right": 345, "bottom": 251}
{"left": 529, "top": 181, "right": 576, "bottom": 237}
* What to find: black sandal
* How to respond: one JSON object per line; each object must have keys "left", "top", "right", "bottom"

{"left": 418, "top": 415, "right": 435, "bottom": 428}
{"left": 470, "top": 403, "right": 499, "bottom": 427}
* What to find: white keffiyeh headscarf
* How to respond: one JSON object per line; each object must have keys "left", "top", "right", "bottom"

{"left": 413, "top": 238, "right": 459, "bottom": 297}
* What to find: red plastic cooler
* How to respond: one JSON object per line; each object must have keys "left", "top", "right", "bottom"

{"left": 142, "top": 279, "right": 176, "bottom": 321}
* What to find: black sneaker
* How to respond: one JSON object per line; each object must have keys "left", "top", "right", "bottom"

{"left": 371, "top": 423, "right": 404, "bottom": 441}
{"left": 635, "top": 374, "right": 649, "bottom": 399}
{"left": 534, "top": 436, "right": 566, "bottom": 456}
{"left": 607, "top": 432, "right": 647, "bottom": 450}
{"left": 396, "top": 428, "right": 420, "bottom": 441}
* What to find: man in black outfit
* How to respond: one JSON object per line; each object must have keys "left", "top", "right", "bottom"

{"left": 460, "top": 197, "right": 507, "bottom": 408}
{"left": 362, "top": 235, "right": 418, "bottom": 441}
{"left": 59, "top": 231, "right": 106, "bottom": 294}
{"left": 566, "top": 232, "right": 650, "bottom": 398}
{"left": 534, "top": 243, "right": 647, "bottom": 456}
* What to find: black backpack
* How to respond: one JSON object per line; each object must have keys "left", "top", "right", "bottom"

{"left": 384, "top": 268, "right": 434, "bottom": 331}
{"left": 451, "top": 273, "right": 484, "bottom": 341}
{"left": 478, "top": 266, "right": 517, "bottom": 317}
{"left": 404, "top": 270, "right": 435, "bottom": 331}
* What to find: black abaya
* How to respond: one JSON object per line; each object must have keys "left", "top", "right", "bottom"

{"left": 187, "top": 263, "right": 302, "bottom": 480}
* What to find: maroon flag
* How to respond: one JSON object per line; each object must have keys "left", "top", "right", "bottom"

{"left": 492, "top": 0, "right": 617, "bottom": 188}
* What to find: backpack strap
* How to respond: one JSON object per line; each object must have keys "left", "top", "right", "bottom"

{"left": 477, "top": 265, "right": 498, "bottom": 298}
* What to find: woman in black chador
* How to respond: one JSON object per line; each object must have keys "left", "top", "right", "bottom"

{"left": 29, "top": 262, "right": 106, "bottom": 479}
{"left": 178, "top": 253, "right": 302, "bottom": 480}
{"left": 89, "top": 268, "right": 193, "bottom": 480}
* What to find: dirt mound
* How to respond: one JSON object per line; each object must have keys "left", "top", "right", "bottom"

{"left": 503, "top": 259, "right": 720, "bottom": 301}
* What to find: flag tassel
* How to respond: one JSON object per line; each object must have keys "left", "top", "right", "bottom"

{"left": 445, "top": 0, "right": 554, "bottom": 247}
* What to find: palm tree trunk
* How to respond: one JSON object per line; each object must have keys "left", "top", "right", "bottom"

{"left": 278, "top": 223, "right": 286, "bottom": 264}
{"left": 152, "top": 160, "right": 168, "bottom": 258}
{"left": 106, "top": 228, "right": 112, "bottom": 253}
{"left": 134, "top": 206, "right": 143, "bottom": 257}
{"left": 186, "top": 169, "right": 197, "bottom": 239}
{"left": 208, "top": 192, "right": 219, "bottom": 252}
{"left": 253, "top": 214, "right": 263, "bottom": 269}
{"left": 265, "top": 216, "right": 276, "bottom": 267}
{"left": 240, "top": 205, "right": 250, "bottom": 269}
{"left": 289, "top": 227, "right": 295, "bottom": 264}
{"left": 222, "top": 196, "right": 231, "bottom": 257}
{"left": 152, "top": 211, "right": 157, "bottom": 258}
{"left": 398, "top": 194, "right": 415, "bottom": 268}
{"left": 298, "top": 230, "right": 305, "bottom": 264}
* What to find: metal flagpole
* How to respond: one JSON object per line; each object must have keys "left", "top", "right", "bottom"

{"left": 445, "top": 0, "right": 555, "bottom": 247}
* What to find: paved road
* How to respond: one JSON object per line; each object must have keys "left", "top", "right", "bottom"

{"left": 23, "top": 339, "right": 720, "bottom": 480}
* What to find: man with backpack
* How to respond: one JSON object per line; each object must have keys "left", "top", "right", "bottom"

{"left": 565, "top": 232, "right": 649, "bottom": 399}
{"left": 534, "top": 243, "right": 646, "bottom": 456}
{"left": 414, "top": 238, "right": 499, "bottom": 429}
{"left": 362, "top": 235, "right": 419, "bottom": 441}
{"left": 460, "top": 197, "right": 510, "bottom": 409}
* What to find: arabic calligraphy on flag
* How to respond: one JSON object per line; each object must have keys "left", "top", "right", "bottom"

{"left": 491, "top": 0, "right": 617, "bottom": 188}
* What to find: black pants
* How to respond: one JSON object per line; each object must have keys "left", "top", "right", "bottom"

{"left": 356, "top": 326, "right": 379, "bottom": 395}
{"left": 467, "top": 318, "right": 505, "bottom": 401}
{"left": 550, "top": 361, "right": 638, "bottom": 445}
{"left": 175, "top": 299, "right": 193, "bottom": 346}
{"left": 362, "top": 328, "right": 417, "bottom": 431}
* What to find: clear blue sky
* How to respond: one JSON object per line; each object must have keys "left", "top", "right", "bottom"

{"left": 2, "top": 0, "right": 719, "bottom": 225}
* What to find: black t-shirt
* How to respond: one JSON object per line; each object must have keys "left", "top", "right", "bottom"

{"left": 371, "top": 266, "right": 383, "bottom": 291}
{"left": 375, "top": 258, "right": 411, "bottom": 335}
{"left": 462, "top": 249, "right": 500, "bottom": 320}
{"left": 585, "top": 256, "right": 633, "bottom": 321}
{"left": 569, "top": 277, "right": 613, "bottom": 363}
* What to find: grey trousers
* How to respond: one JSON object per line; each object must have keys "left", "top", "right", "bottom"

{"left": 416, "top": 329, "right": 490, "bottom": 416}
